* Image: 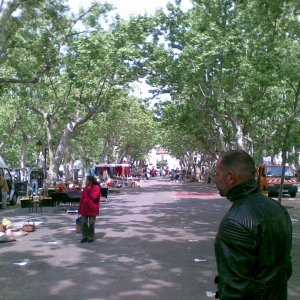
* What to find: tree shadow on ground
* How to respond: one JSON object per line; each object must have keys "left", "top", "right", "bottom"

{"left": 0, "top": 179, "right": 298, "bottom": 300}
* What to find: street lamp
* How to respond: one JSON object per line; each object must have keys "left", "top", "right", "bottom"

{"left": 35, "top": 141, "right": 43, "bottom": 153}
{"left": 35, "top": 141, "right": 48, "bottom": 183}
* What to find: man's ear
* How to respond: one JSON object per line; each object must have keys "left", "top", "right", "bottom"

{"left": 227, "top": 169, "right": 238, "bottom": 185}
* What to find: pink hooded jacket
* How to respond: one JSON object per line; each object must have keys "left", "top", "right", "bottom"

{"left": 78, "top": 184, "right": 101, "bottom": 216}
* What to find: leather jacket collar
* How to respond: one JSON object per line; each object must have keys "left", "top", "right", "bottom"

{"left": 226, "top": 179, "right": 259, "bottom": 202}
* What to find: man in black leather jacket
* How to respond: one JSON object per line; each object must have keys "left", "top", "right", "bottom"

{"left": 214, "top": 150, "right": 292, "bottom": 300}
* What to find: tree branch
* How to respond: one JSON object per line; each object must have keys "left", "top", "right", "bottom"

{"left": 0, "top": 3, "right": 101, "bottom": 85}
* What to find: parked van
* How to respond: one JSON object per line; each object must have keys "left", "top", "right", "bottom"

{"left": 257, "top": 164, "right": 298, "bottom": 197}
{"left": 0, "top": 156, "right": 18, "bottom": 206}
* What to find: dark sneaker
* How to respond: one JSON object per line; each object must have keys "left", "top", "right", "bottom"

{"left": 80, "top": 238, "right": 88, "bottom": 243}
{"left": 87, "top": 239, "right": 94, "bottom": 243}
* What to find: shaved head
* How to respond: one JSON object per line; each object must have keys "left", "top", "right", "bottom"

{"left": 219, "top": 150, "right": 256, "bottom": 181}
{"left": 214, "top": 150, "right": 256, "bottom": 196}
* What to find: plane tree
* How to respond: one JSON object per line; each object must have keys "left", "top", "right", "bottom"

{"left": 146, "top": 0, "right": 300, "bottom": 167}
{"left": 71, "top": 95, "right": 158, "bottom": 173}
{"left": 26, "top": 12, "right": 158, "bottom": 180}
{"left": 0, "top": 1, "right": 159, "bottom": 180}
{"left": 0, "top": 0, "right": 71, "bottom": 85}
{"left": 0, "top": 0, "right": 72, "bottom": 166}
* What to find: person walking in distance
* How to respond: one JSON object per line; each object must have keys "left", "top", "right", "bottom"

{"left": 214, "top": 150, "right": 292, "bottom": 300}
{"left": 78, "top": 176, "right": 101, "bottom": 243}
{"left": 0, "top": 172, "right": 9, "bottom": 209}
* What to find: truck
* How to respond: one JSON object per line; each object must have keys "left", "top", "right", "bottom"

{"left": 0, "top": 156, "right": 18, "bottom": 206}
{"left": 257, "top": 164, "right": 298, "bottom": 198}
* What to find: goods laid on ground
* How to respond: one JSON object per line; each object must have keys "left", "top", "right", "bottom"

{"left": 0, "top": 218, "right": 37, "bottom": 242}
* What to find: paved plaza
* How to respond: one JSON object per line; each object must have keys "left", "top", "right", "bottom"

{"left": 0, "top": 178, "right": 299, "bottom": 300}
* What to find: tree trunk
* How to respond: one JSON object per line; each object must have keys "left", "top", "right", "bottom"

{"left": 19, "top": 142, "right": 28, "bottom": 169}
{"left": 278, "top": 124, "right": 291, "bottom": 203}
{"left": 229, "top": 117, "right": 244, "bottom": 149}
{"left": 64, "top": 143, "right": 74, "bottom": 181}
{"left": 48, "top": 120, "right": 75, "bottom": 182}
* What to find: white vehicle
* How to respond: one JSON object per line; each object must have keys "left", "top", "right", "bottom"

{"left": 0, "top": 156, "right": 18, "bottom": 206}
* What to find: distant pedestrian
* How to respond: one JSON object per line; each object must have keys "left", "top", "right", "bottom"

{"left": 169, "top": 169, "right": 175, "bottom": 182}
{"left": 175, "top": 168, "right": 180, "bottom": 182}
{"left": 78, "top": 176, "right": 101, "bottom": 243}
{"left": 213, "top": 150, "right": 292, "bottom": 299}
{"left": 31, "top": 179, "right": 38, "bottom": 195}
{"left": 0, "top": 173, "right": 9, "bottom": 209}
{"left": 150, "top": 167, "right": 156, "bottom": 177}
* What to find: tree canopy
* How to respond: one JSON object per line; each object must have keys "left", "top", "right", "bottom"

{"left": 0, "top": 0, "right": 299, "bottom": 180}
